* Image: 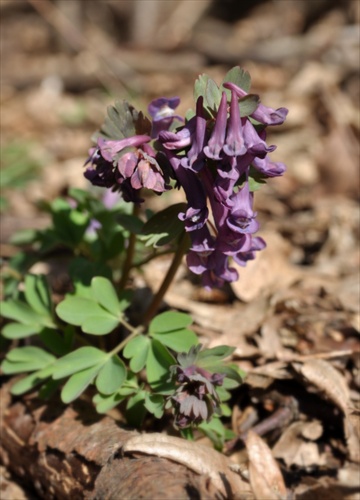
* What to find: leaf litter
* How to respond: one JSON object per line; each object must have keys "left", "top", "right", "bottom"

{"left": 1, "top": 1, "right": 359, "bottom": 498}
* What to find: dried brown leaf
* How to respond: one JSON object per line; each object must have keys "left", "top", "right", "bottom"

{"left": 245, "top": 430, "right": 288, "bottom": 500}
{"left": 344, "top": 412, "right": 360, "bottom": 463}
{"left": 292, "top": 358, "right": 350, "bottom": 414}
{"left": 301, "top": 420, "right": 323, "bottom": 441}
{"left": 231, "top": 232, "right": 300, "bottom": 302}
{"left": 122, "top": 433, "right": 252, "bottom": 498}
{"left": 273, "top": 422, "right": 327, "bottom": 469}
{"left": 246, "top": 362, "right": 291, "bottom": 389}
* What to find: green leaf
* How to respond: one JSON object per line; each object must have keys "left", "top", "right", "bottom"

{"left": 2, "top": 322, "right": 42, "bottom": 339}
{"left": 51, "top": 204, "right": 90, "bottom": 247}
{"left": 216, "top": 385, "right": 232, "bottom": 402}
{"left": 149, "top": 311, "right": 193, "bottom": 334}
{"left": 56, "top": 297, "right": 96, "bottom": 325}
{"left": 144, "top": 393, "right": 164, "bottom": 419}
{"left": 247, "top": 165, "right": 268, "bottom": 192}
{"left": 205, "top": 78, "right": 222, "bottom": 113}
{"left": 123, "top": 335, "right": 150, "bottom": 373}
{"left": 6, "top": 346, "right": 54, "bottom": 363}
{"left": 118, "top": 373, "right": 139, "bottom": 396}
{"left": 91, "top": 277, "right": 121, "bottom": 316}
{"left": 24, "top": 274, "right": 52, "bottom": 316}
{"left": 39, "top": 327, "right": 73, "bottom": 356}
{"left": 38, "top": 379, "right": 62, "bottom": 400}
{"left": 9, "top": 228, "right": 38, "bottom": 245}
{"left": 61, "top": 364, "right": 103, "bottom": 403}
{"left": 140, "top": 203, "right": 187, "bottom": 247}
{"left": 95, "top": 355, "right": 126, "bottom": 395}
{"left": 52, "top": 346, "right": 107, "bottom": 379}
{"left": 219, "top": 365, "right": 244, "bottom": 385}
{"left": 238, "top": 94, "right": 260, "bottom": 118}
{"left": 93, "top": 392, "right": 125, "bottom": 414}
{"left": 198, "top": 417, "right": 228, "bottom": 450}
{"left": 117, "top": 213, "right": 144, "bottom": 234}
{"left": 10, "top": 366, "right": 53, "bottom": 395}
{"left": 2, "top": 347, "right": 55, "bottom": 374}
{"left": 151, "top": 329, "right": 199, "bottom": 353}
{"left": 146, "top": 339, "right": 175, "bottom": 393}
{"left": 126, "top": 390, "right": 147, "bottom": 427}
{"left": 198, "top": 345, "right": 235, "bottom": 361}
{"left": 0, "top": 299, "right": 43, "bottom": 324}
{"left": 100, "top": 101, "right": 151, "bottom": 141}
{"left": 82, "top": 313, "right": 119, "bottom": 335}
{"left": 222, "top": 66, "right": 251, "bottom": 93}
{"left": 68, "top": 257, "right": 112, "bottom": 298}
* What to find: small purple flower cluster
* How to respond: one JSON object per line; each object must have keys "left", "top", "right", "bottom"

{"left": 84, "top": 69, "right": 287, "bottom": 288}
{"left": 167, "top": 363, "right": 225, "bottom": 428}
{"left": 84, "top": 97, "right": 182, "bottom": 202}
{"left": 159, "top": 82, "right": 287, "bottom": 288}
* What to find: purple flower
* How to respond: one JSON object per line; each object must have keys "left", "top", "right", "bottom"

{"left": 223, "top": 82, "right": 288, "bottom": 126}
{"left": 223, "top": 90, "right": 247, "bottom": 157}
{"left": 252, "top": 155, "right": 286, "bottom": 177}
{"left": 84, "top": 69, "right": 288, "bottom": 289}
{"left": 167, "top": 358, "right": 225, "bottom": 428}
{"left": 226, "top": 181, "right": 259, "bottom": 234}
{"left": 148, "top": 97, "right": 183, "bottom": 138}
{"left": 85, "top": 136, "right": 168, "bottom": 202}
{"left": 203, "top": 92, "right": 228, "bottom": 160}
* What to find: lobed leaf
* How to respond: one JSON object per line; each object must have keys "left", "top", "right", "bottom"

{"left": 1, "top": 299, "right": 43, "bottom": 325}
{"left": 24, "top": 274, "right": 52, "bottom": 315}
{"left": 149, "top": 311, "right": 193, "bottom": 334}
{"left": 56, "top": 297, "right": 103, "bottom": 326}
{"left": 146, "top": 339, "right": 176, "bottom": 394}
{"left": 81, "top": 313, "right": 119, "bottom": 335}
{"left": 150, "top": 329, "right": 198, "bottom": 353}
{"left": 144, "top": 393, "right": 164, "bottom": 419}
{"left": 93, "top": 392, "right": 125, "bottom": 414}
{"left": 95, "top": 355, "right": 127, "bottom": 395}
{"left": 61, "top": 364, "right": 103, "bottom": 403}
{"left": 222, "top": 66, "right": 252, "bottom": 93}
{"left": 2, "top": 322, "right": 42, "bottom": 339}
{"left": 140, "top": 203, "right": 187, "bottom": 248}
{"left": 10, "top": 365, "right": 55, "bottom": 395}
{"left": 238, "top": 95, "right": 260, "bottom": 118}
{"left": 2, "top": 347, "right": 55, "bottom": 374}
{"left": 52, "top": 346, "right": 107, "bottom": 379}
{"left": 205, "top": 78, "right": 222, "bottom": 113}
{"left": 91, "top": 277, "right": 121, "bottom": 317}
{"left": 123, "top": 335, "right": 150, "bottom": 373}
{"left": 126, "top": 390, "right": 147, "bottom": 427}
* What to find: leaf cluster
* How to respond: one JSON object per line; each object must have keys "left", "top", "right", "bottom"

{"left": 1, "top": 271, "right": 240, "bottom": 434}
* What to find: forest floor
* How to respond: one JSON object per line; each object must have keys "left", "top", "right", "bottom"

{"left": 0, "top": 1, "right": 359, "bottom": 499}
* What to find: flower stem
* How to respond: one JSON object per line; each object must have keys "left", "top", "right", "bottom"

{"left": 141, "top": 230, "right": 189, "bottom": 326}
{"left": 118, "top": 202, "right": 140, "bottom": 291}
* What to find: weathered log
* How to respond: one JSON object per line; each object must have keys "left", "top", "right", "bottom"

{"left": 0, "top": 382, "right": 251, "bottom": 499}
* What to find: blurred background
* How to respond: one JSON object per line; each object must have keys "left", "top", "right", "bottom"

{"left": 1, "top": 0, "right": 359, "bottom": 256}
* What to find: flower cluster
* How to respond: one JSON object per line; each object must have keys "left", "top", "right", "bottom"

{"left": 167, "top": 360, "right": 225, "bottom": 429}
{"left": 159, "top": 82, "right": 287, "bottom": 288}
{"left": 84, "top": 99, "right": 182, "bottom": 202}
{"left": 84, "top": 67, "right": 287, "bottom": 288}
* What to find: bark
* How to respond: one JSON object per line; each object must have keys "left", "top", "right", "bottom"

{"left": 0, "top": 382, "right": 247, "bottom": 499}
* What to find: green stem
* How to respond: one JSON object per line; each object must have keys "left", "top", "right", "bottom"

{"left": 108, "top": 320, "right": 144, "bottom": 356}
{"left": 141, "top": 230, "right": 189, "bottom": 326}
{"left": 118, "top": 203, "right": 140, "bottom": 290}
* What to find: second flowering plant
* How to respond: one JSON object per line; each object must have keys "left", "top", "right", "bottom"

{"left": 1, "top": 67, "right": 287, "bottom": 445}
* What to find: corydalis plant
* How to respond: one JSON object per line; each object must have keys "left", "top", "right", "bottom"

{"left": 85, "top": 67, "right": 287, "bottom": 288}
